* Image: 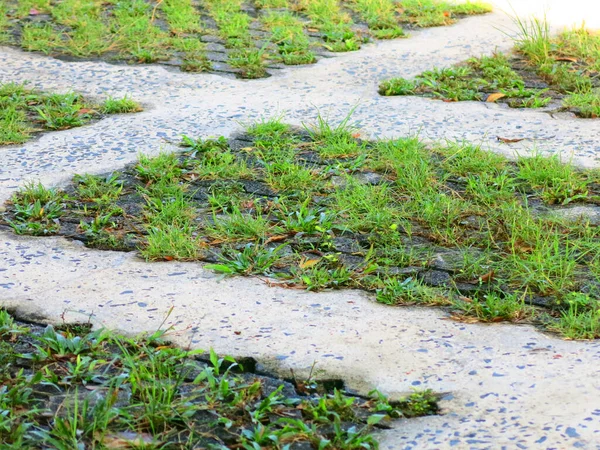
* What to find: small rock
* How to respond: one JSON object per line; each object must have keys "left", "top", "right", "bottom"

{"left": 376, "top": 266, "right": 422, "bottom": 277}
{"left": 552, "top": 205, "right": 600, "bottom": 226}
{"left": 332, "top": 237, "right": 362, "bottom": 254}
{"left": 43, "top": 387, "right": 131, "bottom": 417}
{"left": 418, "top": 270, "right": 451, "bottom": 287}
{"left": 353, "top": 172, "right": 385, "bottom": 186}
{"left": 428, "top": 250, "right": 484, "bottom": 273}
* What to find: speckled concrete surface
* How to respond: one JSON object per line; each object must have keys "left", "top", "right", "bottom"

{"left": 2, "top": 3, "right": 600, "bottom": 449}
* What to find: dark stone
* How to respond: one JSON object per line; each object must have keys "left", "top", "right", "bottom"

{"left": 353, "top": 172, "right": 386, "bottom": 186}
{"left": 333, "top": 237, "right": 362, "bottom": 254}
{"left": 428, "top": 250, "right": 484, "bottom": 273}
{"left": 338, "top": 253, "right": 365, "bottom": 269}
{"left": 240, "top": 180, "right": 277, "bottom": 197}
{"left": 181, "top": 360, "right": 211, "bottom": 382}
{"left": 418, "top": 270, "right": 451, "bottom": 287}
{"left": 525, "top": 295, "right": 558, "bottom": 309}
{"left": 237, "top": 373, "right": 298, "bottom": 399}
{"left": 376, "top": 266, "right": 422, "bottom": 277}
{"left": 42, "top": 387, "right": 131, "bottom": 417}
{"left": 454, "top": 282, "right": 492, "bottom": 296}
{"left": 289, "top": 442, "right": 314, "bottom": 450}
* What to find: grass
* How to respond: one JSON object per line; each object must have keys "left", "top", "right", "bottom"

{"left": 380, "top": 21, "right": 600, "bottom": 117}
{"left": 399, "top": 0, "right": 492, "bottom": 27}
{"left": 0, "top": 82, "right": 141, "bottom": 145}
{"left": 0, "top": 0, "right": 491, "bottom": 78}
{"left": 4, "top": 115, "right": 600, "bottom": 339}
{"left": 0, "top": 310, "right": 438, "bottom": 448}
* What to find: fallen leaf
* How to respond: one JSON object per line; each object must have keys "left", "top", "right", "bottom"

{"left": 351, "top": 132, "right": 361, "bottom": 138}
{"left": 514, "top": 244, "right": 533, "bottom": 254}
{"left": 299, "top": 258, "right": 320, "bottom": 269}
{"left": 234, "top": 331, "right": 241, "bottom": 335}
{"left": 497, "top": 136, "right": 525, "bottom": 144}
{"left": 479, "top": 270, "right": 495, "bottom": 283}
{"left": 29, "top": 8, "right": 39, "bottom": 15}
{"left": 77, "top": 108, "right": 96, "bottom": 115}
{"left": 163, "top": 256, "right": 174, "bottom": 261}
{"left": 443, "top": 11, "right": 451, "bottom": 17}
{"left": 553, "top": 354, "right": 563, "bottom": 359}
{"left": 264, "top": 234, "right": 288, "bottom": 244}
{"left": 486, "top": 92, "right": 506, "bottom": 103}
{"left": 555, "top": 57, "right": 578, "bottom": 62}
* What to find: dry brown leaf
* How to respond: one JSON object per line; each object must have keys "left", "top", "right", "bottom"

{"left": 497, "top": 136, "right": 525, "bottom": 143}
{"left": 486, "top": 92, "right": 506, "bottom": 103}
{"left": 514, "top": 244, "right": 533, "bottom": 254}
{"left": 555, "top": 57, "right": 578, "bottom": 62}
{"left": 479, "top": 270, "right": 495, "bottom": 283}
{"left": 77, "top": 108, "right": 97, "bottom": 115}
{"left": 264, "top": 234, "right": 288, "bottom": 244}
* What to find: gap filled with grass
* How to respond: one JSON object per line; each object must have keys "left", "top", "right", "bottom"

{"left": 0, "top": 0, "right": 491, "bottom": 78}
{"left": 380, "top": 22, "right": 600, "bottom": 118}
{"left": 0, "top": 82, "right": 141, "bottom": 145}
{"left": 4, "top": 116, "right": 600, "bottom": 339}
{"left": 0, "top": 310, "right": 438, "bottom": 448}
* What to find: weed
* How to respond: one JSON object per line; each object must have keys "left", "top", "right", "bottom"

{"left": 206, "top": 243, "right": 286, "bottom": 275}
{"left": 453, "top": 292, "right": 532, "bottom": 322}
{"left": 101, "top": 96, "right": 142, "bottom": 114}
{"left": 549, "top": 293, "right": 600, "bottom": 339}
{"left": 0, "top": 83, "right": 140, "bottom": 145}
{"left": 376, "top": 277, "right": 449, "bottom": 305}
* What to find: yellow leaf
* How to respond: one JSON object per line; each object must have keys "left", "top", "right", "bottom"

{"left": 486, "top": 93, "right": 506, "bottom": 103}
{"left": 299, "top": 258, "right": 320, "bottom": 269}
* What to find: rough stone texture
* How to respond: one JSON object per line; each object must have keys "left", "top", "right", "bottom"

{"left": 552, "top": 205, "right": 600, "bottom": 226}
{"left": 2, "top": 2, "right": 600, "bottom": 449}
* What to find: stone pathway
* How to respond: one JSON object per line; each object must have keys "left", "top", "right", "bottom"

{"left": 2, "top": 2, "right": 600, "bottom": 449}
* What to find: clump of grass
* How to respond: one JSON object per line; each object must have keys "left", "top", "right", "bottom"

{"left": 548, "top": 293, "right": 600, "bottom": 339}
{"left": 0, "top": 82, "right": 141, "bottom": 145}
{"left": 262, "top": 11, "right": 316, "bottom": 65}
{"left": 453, "top": 292, "right": 533, "bottom": 322}
{"left": 380, "top": 21, "right": 600, "bottom": 117}
{"left": 296, "top": 0, "right": 362, "bottom": 52}
{"left": 101, "top": 96, "right": 142, "bottom": 114}
{"left": 398, "top": 0, "right": 492, "bottom": 27}
{"left": 349, "top": 0, "right": 406, "bottom": 39}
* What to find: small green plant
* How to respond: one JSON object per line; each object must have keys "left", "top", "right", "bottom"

{"left": 101, "top": 96, "right": 142, "bottom": 114}
{"left": 376, "top": 277, "right": 448, "bottom": 305}
{"left": 548, "top": 293, "right": 600, "bottom": 339}
{"left": 206, "top": 243, "right": 286, "bottom": 275}
{"left": 453, "top": 292, "right": 533, "bottom": 322}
